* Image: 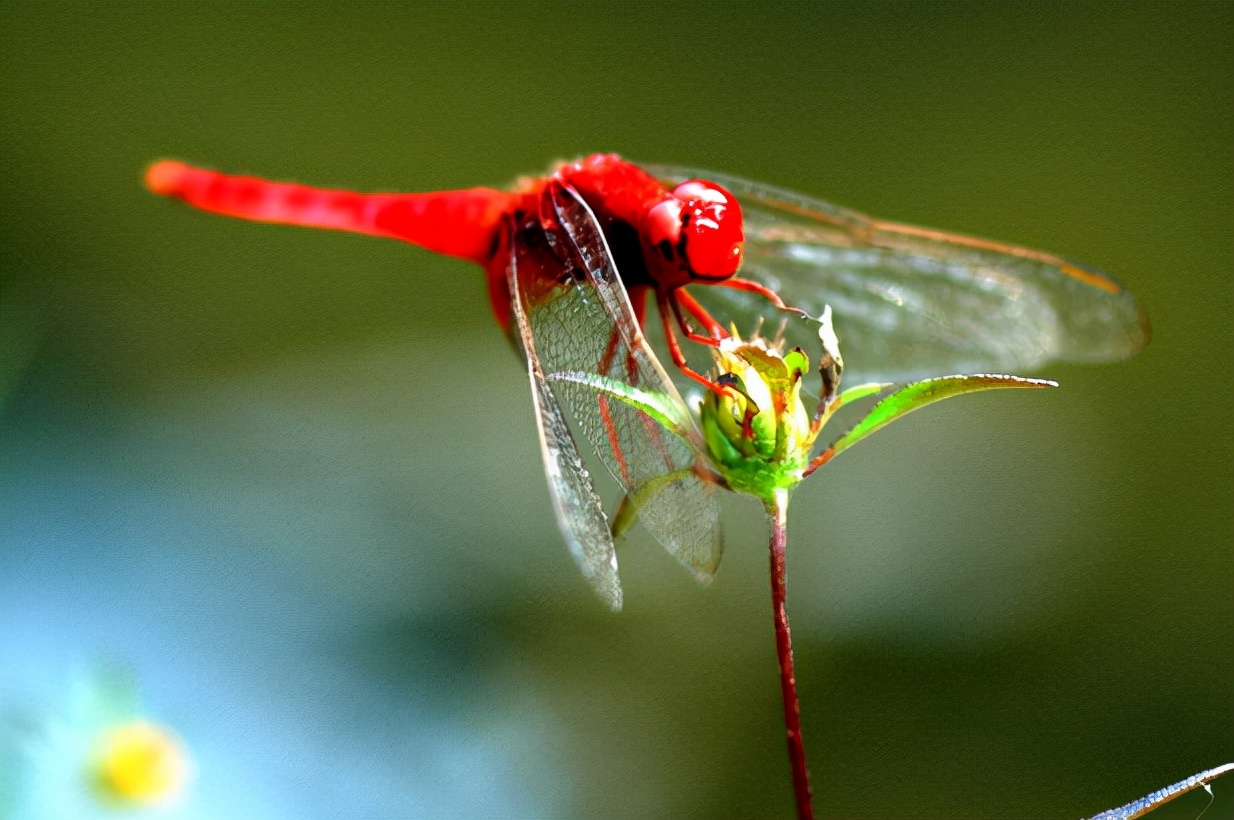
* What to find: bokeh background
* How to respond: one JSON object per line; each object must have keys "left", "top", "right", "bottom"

{"left": 2, "top": 3, "right": 1230, "bottom": 818}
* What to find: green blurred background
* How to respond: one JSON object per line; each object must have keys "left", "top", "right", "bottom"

{"left": 2, "top": 3, "right": 1230, "bottom": 818}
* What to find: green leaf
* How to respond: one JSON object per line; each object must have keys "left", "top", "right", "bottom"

{"left": 833, "top": 381, "right": 892, "bottom": 410}
{"left": 610, "top": 467, "right": 699, "bottom": 540}
{"left": 825, "top": 374, "right": 1056, "bottom": 462}
{"left": 546, "top": 371, "right": 692, "bottom": 435}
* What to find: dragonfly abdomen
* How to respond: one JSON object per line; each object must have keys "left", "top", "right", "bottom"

{"left": 145, "top": 160, "right": 511, "bottom": 265}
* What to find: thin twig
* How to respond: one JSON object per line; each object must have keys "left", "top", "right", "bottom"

{"left": 1086, "top": 761, "right": 1234, "bottom": 820}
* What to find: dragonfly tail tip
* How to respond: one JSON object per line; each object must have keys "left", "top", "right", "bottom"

{"left": 145, "top": 160, "right": 188, "bottom": 196}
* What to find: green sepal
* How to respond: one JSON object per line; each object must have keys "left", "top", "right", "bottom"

{"left": 749, "top": 398, "right": 778, "bottom": 459}
{"left": 826, "top": 374, "right": 1057, "bottom": 461}
{"left": 701, "top": 401, "right": 746, "bottom": 468}
{"left": 784, "top": 348, "right": 809, "bottom": 381}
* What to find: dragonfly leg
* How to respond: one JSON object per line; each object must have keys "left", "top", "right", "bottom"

{"left": 594, "top": 327, "right": 634, "bottom": 486}
{"left": 716, "top": 276, "right": 809, "bottom": 319}
{"left": 612, "top": 285, "right": 677, "bottom": 473}
{"left": 625, "top": 285, "right": 649, "bottom": 383}
{"left": 595, "top": 287, "right": 662, "bottom": 485}
{"left": 596, "top": 323, "right": 623, "bottom": 374}
{"left": 629, "top": 284, "right": 649, "bottom": 329}
{"left": 656, "top": 291, "right": 732, "bottom": 397}
{"left": 593, "top": 286, "right": 646, "bottom": 378}
{"left": 672, "top": 288, "right": 727, "bottom": 344}
{"left": 669, "top": 290, "right": 768, "bottom": 423}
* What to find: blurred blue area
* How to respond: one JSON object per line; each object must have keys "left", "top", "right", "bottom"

{"left": 2, "top": 350, "right": 568, "bottom": 818}
{"left": 2, "top": 3, "right": 1230, "bottom": 818}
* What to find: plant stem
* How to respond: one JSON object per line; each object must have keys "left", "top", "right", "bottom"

{"left": 767, "top": 488, "right": 814, "bottom": 820}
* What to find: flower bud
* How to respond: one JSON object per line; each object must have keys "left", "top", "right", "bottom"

{"left": 700, "top": 334, "right": 816, "bottom": 496}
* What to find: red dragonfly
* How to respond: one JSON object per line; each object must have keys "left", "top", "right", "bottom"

{"left": 147, "top": 154, "right": 792, "bottom": 394}
{"left": 146, "top": 154, "right": 1148, "bottom": 608}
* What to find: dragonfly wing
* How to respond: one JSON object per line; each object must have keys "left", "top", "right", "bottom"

{"left": 519, "top": 183, "right": 723, "bottom": 582}
{"left": 506, "top": 219, "right": 623, "bottom": 611}
{"left": 647, "top": 164, "right": 1149, "bottom": 386}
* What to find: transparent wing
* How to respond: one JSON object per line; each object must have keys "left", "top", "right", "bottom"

{"left": 647, "top": 164, "right": 1150, "bottom": 386}
{"left": 517, "top": 182, "right": 723, "bottom": 583}
{"left": 506, "top": 218, "right": 623, "bottom": 611}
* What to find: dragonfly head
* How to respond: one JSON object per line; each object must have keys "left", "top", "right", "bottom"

{"left": 643, "top": 180, "right": 744, "bottom": 285}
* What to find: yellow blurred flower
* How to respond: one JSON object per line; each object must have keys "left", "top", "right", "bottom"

{"left": 92, "top": 720, "right": 191, "bottom": 807}
{"left": 1, "top": 666, "right": 195, "bottom": 819}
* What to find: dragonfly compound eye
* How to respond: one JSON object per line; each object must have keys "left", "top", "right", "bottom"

{"left": 643, "top": 197, "right": 685, "bottom": 265}
{"left": 671, "top": 180, "right": 744, "bottom": 281}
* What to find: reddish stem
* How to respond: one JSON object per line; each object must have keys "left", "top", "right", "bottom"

{"left": 767, "top": 490, "right": 814, "bottom": 820}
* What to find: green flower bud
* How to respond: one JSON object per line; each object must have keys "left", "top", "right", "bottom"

{"left": 699, "top": 333, "right": 819, "bottom": 497}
